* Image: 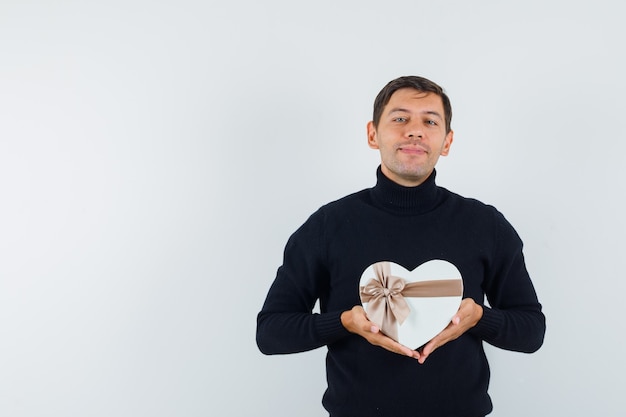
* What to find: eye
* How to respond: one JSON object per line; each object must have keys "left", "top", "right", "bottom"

{"left": 426, "top": 120, "right": 438, "bottom": 126}
{"left": 393, "top": 117, "right": 408, "bottom": 123}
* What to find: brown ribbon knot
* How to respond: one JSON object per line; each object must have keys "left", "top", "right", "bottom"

{"left": 359, "top": 261, "right": 463, "bottom": 342}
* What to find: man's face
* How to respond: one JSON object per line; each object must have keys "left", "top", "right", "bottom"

{"left": 367, "top": 88, "right": 453, "bottom": 187}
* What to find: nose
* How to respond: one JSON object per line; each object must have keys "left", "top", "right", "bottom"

{"left": 406, "top": 121, "right": 424, "bottom": 139}
{"left": 407, "top": 129, "right": 423, "bottom": 140}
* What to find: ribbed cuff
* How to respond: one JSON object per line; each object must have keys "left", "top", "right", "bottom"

{"left": 316, "top": 310, "right": 351, "bottom": 344}
{"left": 470, "top": 306, "right": 503, "bottom": 340}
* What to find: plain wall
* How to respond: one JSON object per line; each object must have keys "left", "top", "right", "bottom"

{"left": 1, "top": 1, "right": 625, "bottom": 416}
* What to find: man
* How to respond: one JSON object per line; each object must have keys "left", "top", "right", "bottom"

{"left": 256, "top": 76, "right": 545, "bottom": 417}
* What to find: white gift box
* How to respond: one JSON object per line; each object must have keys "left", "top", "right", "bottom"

{"left": 359, "top": 259, "right": 463, "bottom": 350}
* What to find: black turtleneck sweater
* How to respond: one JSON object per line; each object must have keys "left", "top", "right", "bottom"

{"left": 257, "top": 168, "right": 545, "bottom": 417}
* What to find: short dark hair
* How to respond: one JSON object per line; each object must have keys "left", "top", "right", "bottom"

{"left": 372, "top": 76, "right": 452, "bottom": 133}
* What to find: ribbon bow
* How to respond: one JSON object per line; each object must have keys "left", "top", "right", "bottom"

{"left": 359, "top": 261, "right": 463, "bottom": 342}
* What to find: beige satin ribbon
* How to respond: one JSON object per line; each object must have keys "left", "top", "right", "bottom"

{"left": 359, "top": 261, "right": 463, "bottom": 342}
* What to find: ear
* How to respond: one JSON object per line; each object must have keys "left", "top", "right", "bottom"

{"left": 440, "top": 130, "right": 454, "bottom": 156}
{"left": 367, "top": 121, "right": 379, "bottom": 149}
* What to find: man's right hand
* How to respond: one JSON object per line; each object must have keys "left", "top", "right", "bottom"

{"left": 340, "top": 306, "right": 420, "bottom": 360}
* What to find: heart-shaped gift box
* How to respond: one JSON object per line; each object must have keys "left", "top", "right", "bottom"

{"left": 359, "top": 259, "right": 463, "bottom": 350}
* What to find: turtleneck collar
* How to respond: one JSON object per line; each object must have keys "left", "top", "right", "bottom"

{"left": 370, "top": 166, "right": 443, "bottom": 215}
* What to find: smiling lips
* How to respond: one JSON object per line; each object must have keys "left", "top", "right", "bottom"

{"left": 397, "top": 145, "right": 428, "bottom": 155}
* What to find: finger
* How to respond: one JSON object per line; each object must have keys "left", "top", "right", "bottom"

{"left": 372, "top": 333, "right": 420, "bottom": 359}
{"left": 394, "top": 343, "right": 419, "bottom": 358}
{"left": 418, "top": 340, "right": 437, "bottom": 364}
{"left": 393, "top": 341, "right": 419, "bottom": 358}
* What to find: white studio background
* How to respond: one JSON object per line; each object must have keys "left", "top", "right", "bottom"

{"left": 1, "top": 1, "right": 624, "bottom": 416}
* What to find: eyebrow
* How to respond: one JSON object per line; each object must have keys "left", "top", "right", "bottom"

{"left": 387, "top": 108, "right": 443, "bottom": 120}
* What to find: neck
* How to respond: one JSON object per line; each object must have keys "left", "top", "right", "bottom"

{"left": 380, "top": 165, "right": 434, "bottom": 187}
{"left": 370, "top": 166, "right": 442, "bottom": 215}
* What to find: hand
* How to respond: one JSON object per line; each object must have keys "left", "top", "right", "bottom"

{"left": 417, "top": 298, "right": 483, "bottom": 364}
{"left": 341, "top": 306, "right": 420, "bottom": 360}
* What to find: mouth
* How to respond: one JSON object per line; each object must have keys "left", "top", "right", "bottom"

{"left": 397, "top": 145, "right": 428, "bottom": 155}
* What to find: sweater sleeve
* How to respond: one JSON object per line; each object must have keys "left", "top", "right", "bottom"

{"left": 256, "top": 209, "right": 351, "bottom": 355}
{"left": 469, "top": 209, "right": 546, "bottom": 353}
